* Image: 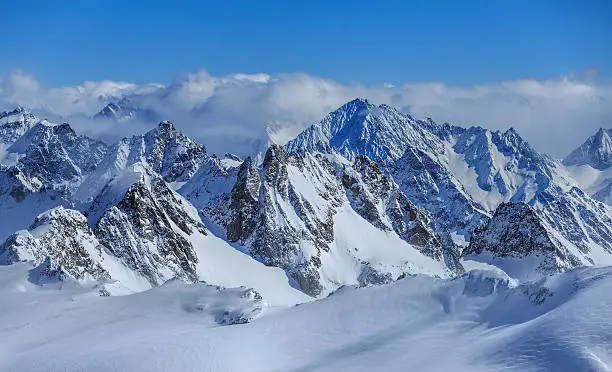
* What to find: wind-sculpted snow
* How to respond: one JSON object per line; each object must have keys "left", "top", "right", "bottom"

{"left": 1, "top": 264, "right": 611, "bottom": 371}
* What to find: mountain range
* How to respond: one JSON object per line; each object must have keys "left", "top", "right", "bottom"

{"left": 1, "top": 100, "right": 612, "bottom": 370}
{"left": 2, "top": 99, "right": 612, "bottom": 296}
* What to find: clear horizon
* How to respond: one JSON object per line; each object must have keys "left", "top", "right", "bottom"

{"left": 2, "top": 0, "right": 610, "bottom": 86}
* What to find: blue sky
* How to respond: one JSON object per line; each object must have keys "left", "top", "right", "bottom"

{"left": 1, "top": 0, "right": 610, "bottom": 86}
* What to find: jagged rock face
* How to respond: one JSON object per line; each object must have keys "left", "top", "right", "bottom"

{"left": 10, "top": 122, "right": 108, "bottom": 186}
{"left": 143, "top": 121, "right": 207, "bottom": 182}
{"left": 286, "top": 99, "right": 490, "bottom": 248}
{"left": 179, "top": 155, "right": 241, "bottom": 228}
{"left": 254, "top": 148, "right": 338, "bottom": 296}
{"left": 0, "top": 164, "right": 72, "bottom": 243}
{"left": 0, "top": 165, "right": 43, "bottom": 200}
{"left": 220, "top": 146, "right": 341, "bottom": 295}
{"left": 342, "top": 155, "right": 443, "bottom": 260}
{"left": 0, "top": 107, "right": 38, "bottom": 145}
{"left": 94, "top": 176, "right": 206, "bottom": 286}
{"left": 357, "top": 262, "right": 394, "bottom": 287}
{"left": 564, "top": 128, "right": 612, "bottom": 170}
{"left": 0, "top": 119, "right": 105, "bottom": 239}
{"left": 467, "top": 202, "right": 557, "bottom": 256}
{"left": 217, "top": 145, "right": 453, "bottom": 296}
{"left": 391, "top": 146, "right": 487, "bottom": 252}
{"left": 226, "top": 157, "right": 260, "bottom": 242}
{"left": 534, "top": 187, "right": 612, "bottom": 257}
{"left": 0, "top": 207, "right": 110, "bottom": 283}
{"left": 450, "top": 126, "right": 554, "bottom": 195}
{"left": 100, "top": 121, "right": 207, "bottom": 184}
{"left": 464, "top": 202, "right": 582, "bottom": 275}
{"left": 0, "top": 109, "right": 107, "bottom": 202}
{"left": 1, "top": 98, "right": 611, "bottom": 300}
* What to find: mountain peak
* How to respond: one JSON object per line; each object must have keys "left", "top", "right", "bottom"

{"left": 345, "top": 97, "right": 371, "bottom": 107}
{"left": 339, "top": 97, "right": 377, "bottom": 115}
{"left": 286, "top": 99, "right": 426, "bottom": 161}
{"left": 6, "top": 105, "right": 25, "bottom": 115}
{"left": 94, "top": 97, "right": 162, "bottom": 123}
{"left": 1, "top": 106, "right": 36, "bottom": 122}
{"left": 563, "top": 127, "right": 612, "bottom": 169}
{"left": 157, "top": 120, "right": 176, "bottom": 132}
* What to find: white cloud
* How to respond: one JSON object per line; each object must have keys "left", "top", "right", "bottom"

{"left": 1, "top": 69, "right": 610, "bottom": 158}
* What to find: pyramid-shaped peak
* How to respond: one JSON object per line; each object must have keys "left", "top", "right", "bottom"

{"left": 564, "top": 127, "right": 612, "bottom": 169}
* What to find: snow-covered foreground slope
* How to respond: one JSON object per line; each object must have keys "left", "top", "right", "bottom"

{"left": 1, "top": 264, "right": 611, "bottom": 372}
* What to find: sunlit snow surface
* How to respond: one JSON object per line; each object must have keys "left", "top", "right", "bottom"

{"left": 1, "top": 264, "right": 611, "bottom": 372}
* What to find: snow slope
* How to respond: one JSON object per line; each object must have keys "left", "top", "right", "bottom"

{"left": 1, "top": 264, "right": 610, "bottom": 372}
{"left": 566, "top": 164, "right": 612, "bottom": 205}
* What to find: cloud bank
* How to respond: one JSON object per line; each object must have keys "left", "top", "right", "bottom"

{"left": 1, "top": 69, "right": 610, "bottom": 158}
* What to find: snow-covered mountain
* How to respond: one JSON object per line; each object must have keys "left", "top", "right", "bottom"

{"left": 75, "top": 120, "right": 208, "bottom": 203}
{"left": 1, "top": 100, "right": 612, "bottom": 370}
{"left": 2, "top": 101, "right": 612, "bottom": 298}
{"left": 184, "top": 145, "right": 452, "bottom": 296}
{"left": 286, "top": 98, "right": 432, "bottom": 162}
{"left": 0, "top": 109, "right": 307, "bottom": 303}
{"left": 564, "top": 128, "right": 612, "bottom": 205}
{"left": 287, "top": 99, "right": 612, "bottom": 274}
{"left": 0, "top": 110, "right": 108, "bottom": 241}
{"left": 94, "top": 97, "right": 162, "bottom": 124}
{"left": 564, "top": 128, "right": 612, "bottom": 170}
{"left": 2, "top": 162, "right": 307, "bottom": 302}
{"left": 0, "top": 106, "right": 39, "bottom": 148}
{"left": 463, "top": 202, "right": 606, "bottom": 281}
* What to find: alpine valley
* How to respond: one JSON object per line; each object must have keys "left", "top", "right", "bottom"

{"left": 1, "top": 100, "right": 612, "bottom": 372}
